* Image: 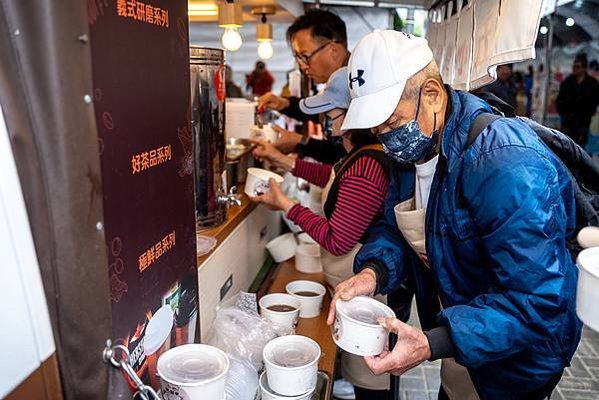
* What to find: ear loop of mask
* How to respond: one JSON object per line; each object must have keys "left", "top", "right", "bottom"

{"left": 415, "top": 86, "right": 438, "bottom": 139}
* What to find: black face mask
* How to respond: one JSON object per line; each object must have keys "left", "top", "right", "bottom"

{"left": 323, "top": 112, "right": 345, "bottom": 147}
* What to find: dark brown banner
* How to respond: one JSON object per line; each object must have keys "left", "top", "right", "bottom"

{"left": 89, "top": 0, "right": 197, "bottom": 389}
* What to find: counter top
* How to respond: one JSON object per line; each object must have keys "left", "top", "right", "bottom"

{"left": 265, "top": 259, "right": 337, "bottom": 399}
{"left": 196, "top": 192, "right": 257, "bottom": 267}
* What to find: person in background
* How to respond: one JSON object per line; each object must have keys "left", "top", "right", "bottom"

{"left": 524, "top": 65, "right": 534, "bottom": 117}
{"left": 252, "top": 67, "right": 394, "bottom": 400}
{"left": 556, "top": 52, "right": 599, "bottom": 148}
{"left": 257, "top": 9, "right": 350, "bottom": 164}
{"left": 482, "top": 64, "right": 517, "bottom": 110}
{"left": 246, "top": 61, "right": 274, "bottom": 96}
{"left": 329, "top": 30, "right": 581, "bottom": 400}
{"left": 225, "top": 65, "right": 243, "bottom": 98}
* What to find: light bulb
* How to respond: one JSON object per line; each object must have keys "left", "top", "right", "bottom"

{"left": 565, "top": 17, "right": 575, "bottom": 27}
{"left": 257, "top": 41, "right": 273, "bottom": 60}
{"left": 540, "top": 26, "right": 548, "bottom": 35}
{"left": 222, "top": 27, "right": 242, "bottom": 51}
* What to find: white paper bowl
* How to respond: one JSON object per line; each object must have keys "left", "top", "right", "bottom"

{"left": 263, "top": 335, "right": 320, "bottom": 396}
{"left": 266, "top": 233, "right": 297, "bottom": 263}
{"left": 286, "top": 280, "right": 326, "bottom": 318}
{"left": 259, "top": 371, "right": 314, "bottom": 400}
{"left": 576, "top": 247, "right": 599, "bottom": 331}
{"left": 333, "top": 296, "right": 395, "bottom": 356}
{"left": 297, "top": 232, "right": 317, "bottom": 245}
{"left": 157, "top": 344, "right": 229, "bottom": 400}
{"left": 295, "top": 244, "right": 322, "bottom": 274}
{"left": 245, "top": 167, "right": 284, "bottom": 197}
{"left": 250, "top": 124, "right": 279, "bottom": 143}
{"left": 259, "top": 293, "right": 301, "bottom": 330}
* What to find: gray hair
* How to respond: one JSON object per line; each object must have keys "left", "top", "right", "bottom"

{"left": 401, "top": 60, "right": 443, "bottom": 101}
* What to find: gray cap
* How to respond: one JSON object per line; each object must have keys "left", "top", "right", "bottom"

{"left": 299, "top": 66, "right": 351, "bottom": 115}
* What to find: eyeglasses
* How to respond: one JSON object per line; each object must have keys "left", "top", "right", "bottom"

{"left": 293, "top": 41, "right": 335, "bottom": 65}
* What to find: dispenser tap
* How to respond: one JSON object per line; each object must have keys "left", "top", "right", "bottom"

{"left": 217, "top": 186, "right": 242, "bottom": 207}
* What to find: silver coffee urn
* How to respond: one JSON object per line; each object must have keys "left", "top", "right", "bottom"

{"left": 190, "top": 46, "right": 239, "bottom": 229}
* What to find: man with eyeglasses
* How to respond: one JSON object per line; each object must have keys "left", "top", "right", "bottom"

{"left": 257, "top": 9, "right": 350, "bottom": 164}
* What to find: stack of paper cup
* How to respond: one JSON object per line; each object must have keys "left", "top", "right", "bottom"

{"left": 295, "top": 243, "right": 322, "bottom": 274}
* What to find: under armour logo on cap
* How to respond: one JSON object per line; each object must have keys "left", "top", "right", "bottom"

{"left": 349, "top": 69, "right": 365, "bottom": 89}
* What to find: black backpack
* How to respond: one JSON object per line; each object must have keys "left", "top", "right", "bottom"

{"left": 469, "top": 92, "right": 599, "bottom": 254}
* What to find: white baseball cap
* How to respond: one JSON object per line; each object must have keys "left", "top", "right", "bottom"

{"left": 341, "top": 30, "right": 433, "bottom": 131}
{"left": 299, "top": 66, "right": 351, "bottom": 115}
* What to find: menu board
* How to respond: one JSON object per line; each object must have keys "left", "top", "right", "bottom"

{"left": 88, "top": 0, "right": 197, "bottom": 389}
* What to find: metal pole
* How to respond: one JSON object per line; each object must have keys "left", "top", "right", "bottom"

{"left": 542, "top": 10, "right": 555, "bottom": 125}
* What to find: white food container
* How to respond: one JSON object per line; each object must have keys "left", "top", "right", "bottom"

{"left": 295, "top": 243, "right": 323, "bottom": 274}
{"left": 143, "top": 304, "right": 174, "bottom": 389}
{"left": 286, "top": 280, "right": 326, "bottom": 318}
{"left": 297, "top": 232, "right": 317, "bottom": 245}
{"left": 333, "top": 296, "right": 395, "bottom": 356}
{"left": 250, "top": 124, "right": 279, "bottom": 143}
{"left": 263, "top": 335, "right": 320, "bottom": 397}
{"left": 157, "top": 344, "right": 229, "bottom": 400}
{"left": 245, "top": 167, "right": 284, "bottom": 197}
{"left": 259, "top": 371, "right": 314, "bottom": 400}
{"left": 259, "top": 293, "right": 301, "bottom": 330}
{"left": 266, "top": 233, "right": 297, "bottom": 262}
{"left": 576, "top": 247, "right": 599, "bottom": 331}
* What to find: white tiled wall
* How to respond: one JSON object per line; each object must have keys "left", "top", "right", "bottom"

{"left": 197, "top": 205, "right": 280, "bottom": 342}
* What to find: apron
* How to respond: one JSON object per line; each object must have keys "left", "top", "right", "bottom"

{"left": 394, "top": 198, "right": 479, "bottom": 400}
{"left": 320, "top": 166, "right": 390, "bottom": 391}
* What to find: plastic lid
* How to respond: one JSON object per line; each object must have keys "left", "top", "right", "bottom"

{"left": 143, "top": 305, "right": 174, "bottom": 355}
{"left": 578, "top": 247, "right": 599, "bottom": 278}
{"left": 264, "top": 336, "right": 320, "bottom": 368}
{"left": 158, "top": 344, "right": 229, "bottom": 384}
{"left": 197, "top": 234, "right": 217, "bottom": 256}
{"left": 337, "top": 296, "right": 393, "bottom": 326}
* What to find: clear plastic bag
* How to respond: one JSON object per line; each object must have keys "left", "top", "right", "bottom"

{"left": 225, "top": 356, "right": 259, "bottom": 400}
{"left": 206, "top": 292, "right": 291, "bottom": 371}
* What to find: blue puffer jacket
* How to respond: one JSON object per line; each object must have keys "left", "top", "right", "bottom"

{"left": 355, "top": 87, "right": 582, "bottom": 399}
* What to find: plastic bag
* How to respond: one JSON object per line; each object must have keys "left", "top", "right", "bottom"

{"left": 225, "top": 356, "right": 259, "bottom": 400}
{"left": 206, "top": 292, "right": 290, "bottom": 371}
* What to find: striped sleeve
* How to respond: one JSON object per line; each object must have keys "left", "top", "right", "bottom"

{"left": 292, "top": 159, "right": 332, "bottom": 188}
{"left": 287, "top": 156, "right": 390, "bottom": 256}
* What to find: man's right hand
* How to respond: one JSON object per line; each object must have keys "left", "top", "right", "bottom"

{"left": 258, "top": 92, "right": 290, "bottom": 111}
{"left": 327, "top": 268, "right": 378, "bottom": 326}
{"left": 271, "top": 125, "right": 303, "bottom": 154}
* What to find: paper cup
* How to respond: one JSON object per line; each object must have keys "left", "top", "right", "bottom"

{"left": 259, "top": 371, "right": 314, "bottom": 400}
{"left": 297, "top": 233, "right": 317, "bottom": 245}
{"left": 263, "top": 335, "right": 320, "bottom": 396}
{"left": 266, "top": 233, "right": 297, "bottom": 262}
{"left": 577, "top": 247, "right": 599, "bottom": 331}
{"left": 144, "top": 305, "right": 174, "bottom": 389}
{"left": 259, "top": 293, "right": 301, "bottom": 330}
{"left": 295, "top": 244, "right": 323, "bottom": 274}
{"left": 333, "top": 296, "right": 395, "bottom": 356}
{"left": 157, "top": 344, "right": 229, "bottom": 400}
{"left": 286, "top": 280, "right": 326, "bottom": 318}
{"left": 250, "top": 124, "right": 279, "bottom": 143}
{"left": 245, "top": 168, "right": 284, "bottom": 197}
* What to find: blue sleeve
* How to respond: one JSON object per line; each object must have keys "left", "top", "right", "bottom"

{"left": 354, "top": 170, "right": 411, "bottom": 295}
{"left": 440, "top": 135, "right": 577, "bottom": 368}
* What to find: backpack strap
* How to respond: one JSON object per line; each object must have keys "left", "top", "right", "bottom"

{"left": 467, "top": 112, "right": 502, "bottom": 148}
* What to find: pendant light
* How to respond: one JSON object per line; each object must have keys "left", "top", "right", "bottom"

{"left": 252, "top": 6, "right": 276, "bottom": 60}
{"left": 218, "top": 1, "right": 243, "bottom": 51}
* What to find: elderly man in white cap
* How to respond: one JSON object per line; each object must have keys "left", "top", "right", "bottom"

{"left": 327, "top": 30, "right": 582, "bottom": 400}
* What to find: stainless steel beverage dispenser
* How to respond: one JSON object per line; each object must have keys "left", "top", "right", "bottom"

{"left": 190, "top": 46, "right": 239, "bottom": 228}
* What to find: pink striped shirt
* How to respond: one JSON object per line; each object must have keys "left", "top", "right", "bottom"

{"left": 288, "top": 156, "right": 390, "bottom": 256}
